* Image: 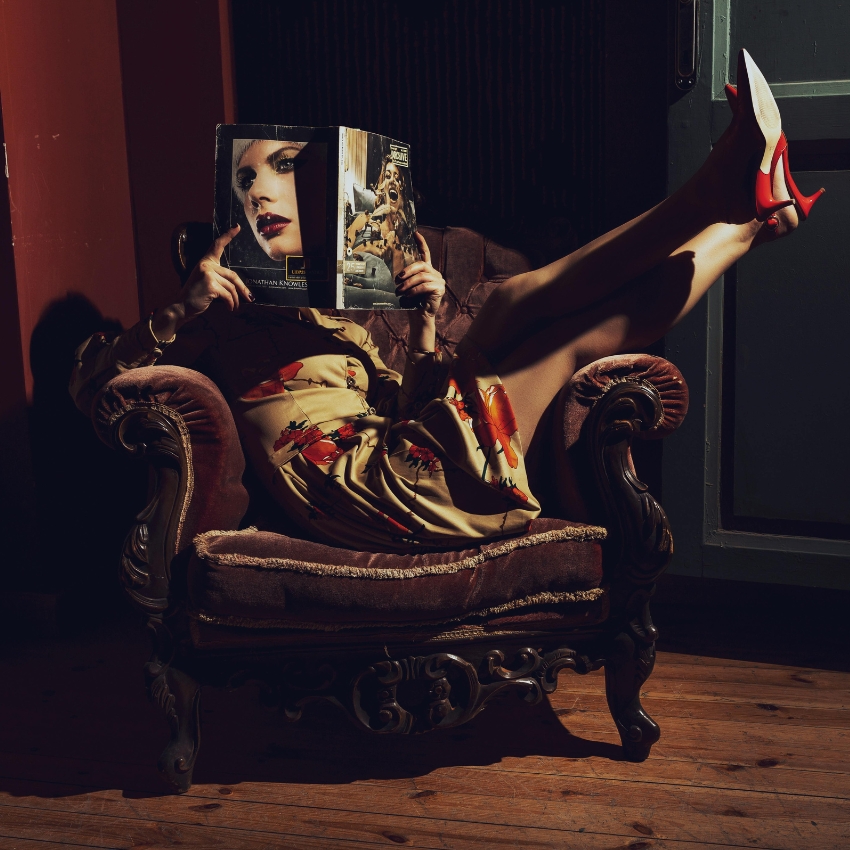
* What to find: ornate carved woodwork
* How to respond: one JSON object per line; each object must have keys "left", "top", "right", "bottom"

{"left": 584, "top": 378, "right": 673, "bottom": 619}
{"left": 142, "top": 616, "right": 201, "bottom": 793}
{"left": 108, "top": 402, "right": 190, "bottom": 616}
{"left": 582, "top": 379, "right": 667, "bottom": 759}
{"left": 262, "top": 645, "right": 606, "bottom": 736}
{"left": 101, "top": 359, "right": 679, "bottom": 791}
{"left": 605, "top": 627, "right": 660, "bottom": 761}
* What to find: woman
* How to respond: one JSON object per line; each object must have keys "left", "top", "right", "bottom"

{"left": 71, "top": 51, "right": 822, "bottom": 553}
{"left": 229, "top": 137, "right": 328, "bottom": 264}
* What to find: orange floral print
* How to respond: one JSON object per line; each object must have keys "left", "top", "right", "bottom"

{"left": 446, "top": 378, "right": 473, "bottom": 422}
{"left": 474, "top": 384, "right": 519, "bottom": 469}
{"left": 330, "top": 422, "right": 358, "bottom": 440}
{"left": 274, "top": 420, "right": 355, "bottom": 466}
{"left": 242, "top": 362, "right": 304, "bottom": 399}
{"left": 302, "top": 439, "right": 345, "bottom": 466}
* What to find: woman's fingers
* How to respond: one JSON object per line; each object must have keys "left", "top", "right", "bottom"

{"left": 396, "top": 270, "right": 444, "bottom": 293}
{"left": 179, "top": 228, "right": 247, "bottom": 319}
{"left": 211, "top": 275, "right": 239, "bottom": 311}
{"left": 414, "top": 231, "right": 431, "bottom": 265}
{"left": 398, "top": 260, "right": 432, "bottom": 278}
{"left": 401, "top": 282, "right": 442, "bottom": 298}
{"left": 395, "top": 262, "right": 445, "bottom": 306}
{"left": 216, "top": 264, "right": 254, "bottom": 302}
{"left": 209, "top": 224, "right": 241, "bottom": 263}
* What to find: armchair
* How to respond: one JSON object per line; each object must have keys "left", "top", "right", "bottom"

{"left": 93, "top": 225, "right": 688, "bottom": 792}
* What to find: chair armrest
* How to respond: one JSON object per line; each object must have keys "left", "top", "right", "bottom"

{"left": 562, "top": 354, "right": 688, "bottom": 448}
{"left": 92, "top": 366, "right": 250, "bottom": 616}
{"left": 544, "top": 354, "right": 689, "bottom": 593}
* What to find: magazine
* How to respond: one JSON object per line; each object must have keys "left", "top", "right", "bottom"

{"left": 214, "top": 124, "right": 421, "bottom": 309}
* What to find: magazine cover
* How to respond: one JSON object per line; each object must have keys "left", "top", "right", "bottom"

{"left": 214, "top": 124, "right": 338, "bottom": 307}
{"left": 214, "top": 124, "right": 420, "bottom": 309}
{"left": 341, "top": 128, "right": 420, "bottom": 309}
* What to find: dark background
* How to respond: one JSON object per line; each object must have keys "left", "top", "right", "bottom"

{"left": 231, "top": 0, "right": 669, "bottom": 264}
{"left": 0, "top": 0, "right": 671, "bottom": 605}
{"left": 228, "top": 0, "right": 670, "bottom": 501}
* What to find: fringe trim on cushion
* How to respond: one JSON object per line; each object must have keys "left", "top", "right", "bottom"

{"left": 596, "top": 375, "right": 665, "bottom": 429}
{"left": 190, "top": 587, "right": 606, "bottom": 633}
{"left": 193, "top": 525, "right": 607, "bottom": 580}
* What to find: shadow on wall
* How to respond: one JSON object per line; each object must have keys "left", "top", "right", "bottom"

{"left": 28, "top": 294, "right": 146, "bottom": 624}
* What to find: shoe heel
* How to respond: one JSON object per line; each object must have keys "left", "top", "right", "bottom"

{"left": 781, "top": 144, "right": 825, "bottom": 220}
{"left": 755, "top": 170, "right": 793, "bottom": 220}
{"left": 756, "top": 133, "right": 793, "bottom": 221}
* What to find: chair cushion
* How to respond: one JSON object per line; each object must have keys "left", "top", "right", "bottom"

{"left": 188, "top": 518, "right": 606, "bottom": 631}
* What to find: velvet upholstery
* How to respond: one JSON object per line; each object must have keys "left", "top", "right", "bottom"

{"left": 91, "top": 225, "right": 687, "bottom": 635}
{"left": 91, "top": 224, "right": 689, "bottom": 787}
{"left": 93, "top": 366, "right": 250, "bottom": 551}
{"left": 343, "top": 226, "right": 532, "bottom": 375}
{"left": 188, "top": 518, "right": 606, "bottom": 630}
{"left": 542, "top": 354, "right": 690, "bottom": 523}
{"left": 562, "top": 355, "right": 689, "bottom": 448}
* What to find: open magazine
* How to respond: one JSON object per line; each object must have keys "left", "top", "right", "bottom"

{"left": 214, "top": 124, "right": 421, "bottom": 309}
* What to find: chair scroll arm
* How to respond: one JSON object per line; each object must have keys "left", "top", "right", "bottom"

{"left": 110, "top": 404, "right": 190, "bottom": 615}
{"left": 92, "top": 366, "right": 250, "bottom": 617}
{"left": 584, "top": 378, "right": 673, "bottom": 588}
{"left": 552, "top": 354, "right": 689, "bottom": 601}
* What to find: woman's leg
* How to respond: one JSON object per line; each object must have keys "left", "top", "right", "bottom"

{"left": 467, "top": 97, "right": 770, "bottom": 361}
{"left": 495, "top": 205, "right": 794, "bottom": 446}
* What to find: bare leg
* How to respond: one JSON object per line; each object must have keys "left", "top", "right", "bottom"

{"left": 468, "top": 90, "right": 771, "bottom": 361}
{"left": 496, "top": 208, "right": 796, "bottom": 445}
{"left": 467, "top": 82, "right": 801, "bottom": 445}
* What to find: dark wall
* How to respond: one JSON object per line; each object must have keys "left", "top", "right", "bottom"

{"left": 0, "top": 0, "right": 139, "bottom": 595}
{"left": 116, "top": 0, "right": 235, "bottom": 317}
{"left": 231, "top": 0, "right": 669, "bottom": 253}
{"left": 231, "top": 0, "right": 609, "bottom": 259}
{"left": 231, "top": 0, "right": 670, "bottom": 494}
{"left": 602, "top": 1, "right": 669, "bottom": 231}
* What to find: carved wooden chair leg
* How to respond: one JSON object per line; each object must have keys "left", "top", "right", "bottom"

{"left": 143, "top": 622, "right": 201, "bottom": 793}
{"left": 604, "top": 625, "right": 660, "bottom": 761}
{"left": 146, "top": 662, "right": 201, "bottom": 792}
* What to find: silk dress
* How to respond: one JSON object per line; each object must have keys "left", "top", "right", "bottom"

{"left": 71, "top": 305, "right": 541, "bottom": 553}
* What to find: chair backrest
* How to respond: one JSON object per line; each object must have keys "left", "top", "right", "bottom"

{"left": 171, "top": 223, "right": 535, "bottom": 375}
{"left": 339, "top": 225, "right": 533, "bottom": 373}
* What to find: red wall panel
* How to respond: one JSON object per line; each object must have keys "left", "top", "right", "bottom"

{"left": 116, "top": 0, "right": 236, "bottom": 316}
{"left": 0, "top": 0, "right": 139, "bottom": 397}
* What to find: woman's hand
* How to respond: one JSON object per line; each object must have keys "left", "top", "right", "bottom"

{"left": 395, "top": 232, "right": 445, "bottom": 319}
{"left": 151, "top": 226, "right": 253, "bottom": 340}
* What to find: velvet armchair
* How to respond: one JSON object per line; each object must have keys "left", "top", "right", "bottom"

{"left": 92, "top": 224, "right": 688, "bottom": 792}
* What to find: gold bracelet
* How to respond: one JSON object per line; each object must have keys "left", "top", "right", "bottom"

{"left": 148, "top": 313, "right": 177, "bottom": 356}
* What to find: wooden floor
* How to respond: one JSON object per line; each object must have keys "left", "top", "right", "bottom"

{"left": 1, "top": 578, "right": 848, "bottom": 849}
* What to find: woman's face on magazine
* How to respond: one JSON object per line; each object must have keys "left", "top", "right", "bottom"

{"left": 378, "top": 161, "right": 404, "bottom": 213}
{"left": 235, "top": 140, "right": 304, "bottom": 260}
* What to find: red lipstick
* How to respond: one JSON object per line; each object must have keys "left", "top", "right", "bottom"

{"left": 256, "top": 213, "right": 291, "bottom": 237}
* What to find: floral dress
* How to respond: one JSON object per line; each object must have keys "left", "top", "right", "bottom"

{"left": 71, "top": 305, "right": 541, "bottom": 553}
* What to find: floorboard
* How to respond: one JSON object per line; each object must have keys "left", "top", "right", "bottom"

{"left": 1, "top": 577, "right": 849, "bottom": 850}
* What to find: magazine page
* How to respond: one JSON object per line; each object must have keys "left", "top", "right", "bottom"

{"left": 341, "top": 128, "right": 420, "bottom": 309}
{"left": 214, "top": 124, "right": 339, "bottom": 307}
